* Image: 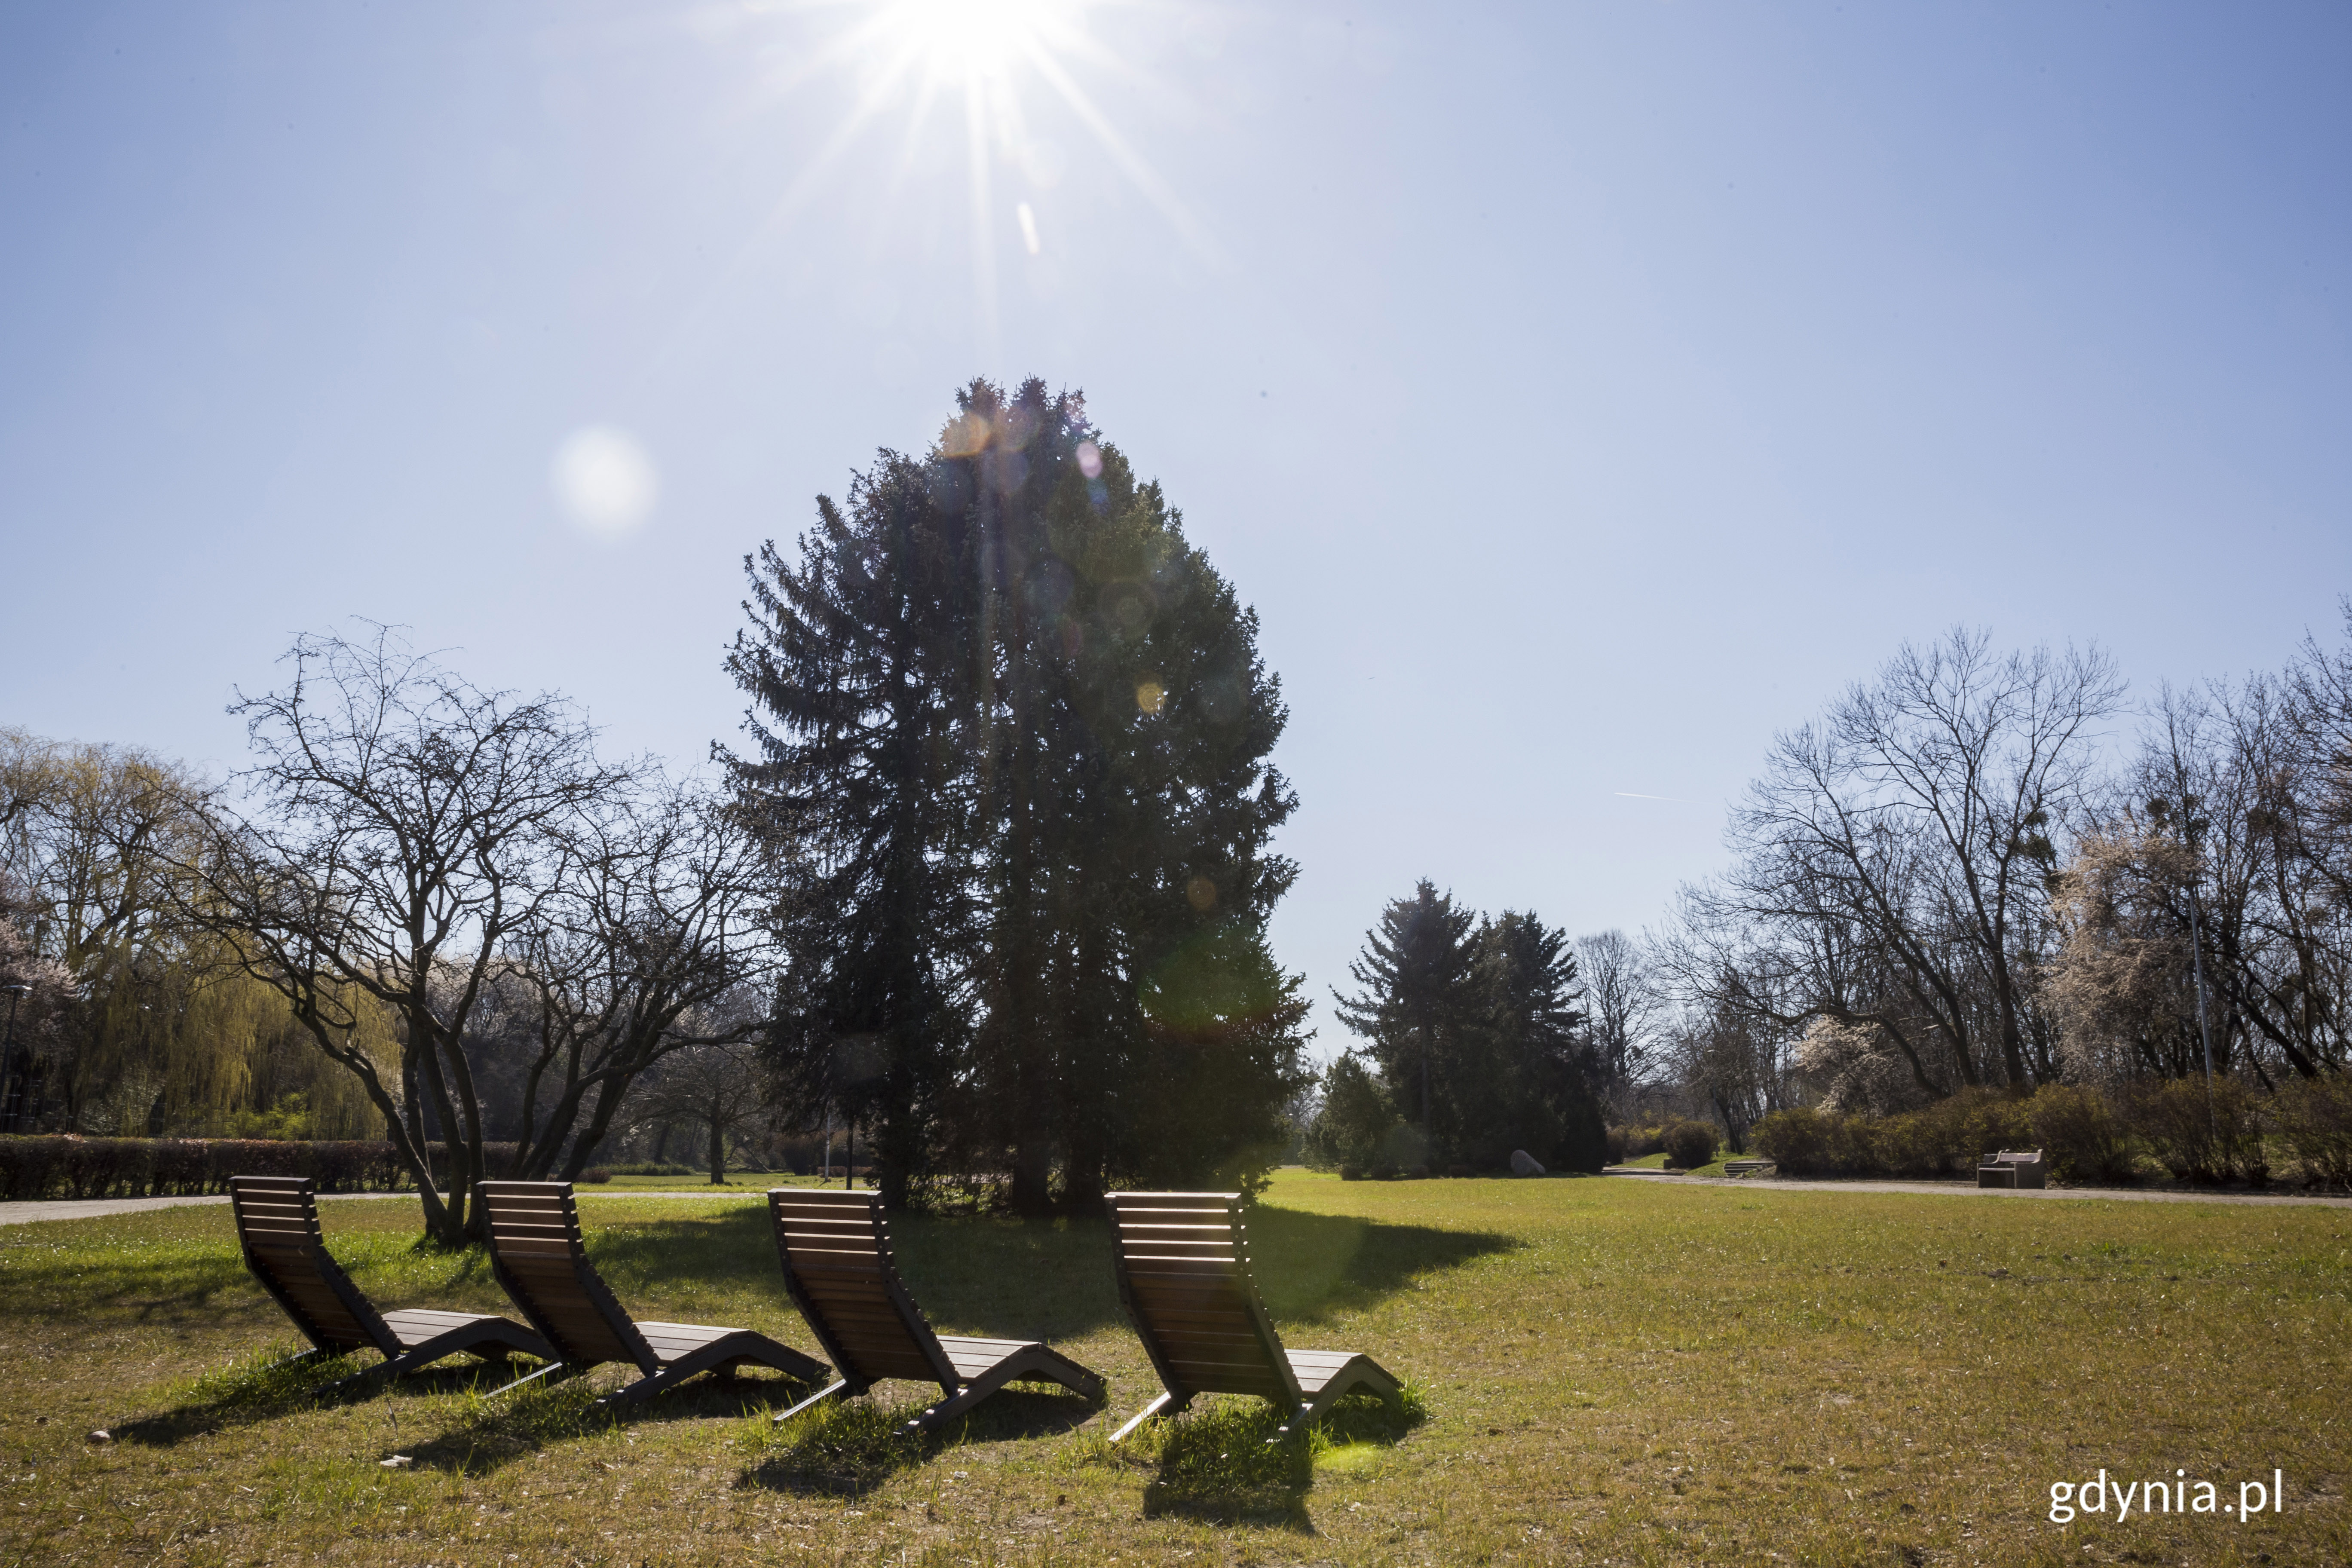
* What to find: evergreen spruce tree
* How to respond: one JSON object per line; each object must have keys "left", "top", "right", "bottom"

{"left": 1332, "top": 880, "right": 1480, "bottom": 1167}
{"left": 1334, "top": 888, "right": 1608, "bottom": 1172}
{"left": 1472, "top": 910, "right": 1607, "bottom": 1172}
{"left": 726, "top": 451, "right": 979, "bottom": 1209}
{"left": 732, "top": 377, "right": 1306, "bottom": 1211}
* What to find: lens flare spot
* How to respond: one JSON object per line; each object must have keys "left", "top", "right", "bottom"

{"left": 1136, "top": 680, "right": 1166, "bottom": 716}
{"left": 1017, "top": 201, "right": 1041, "bottom": 255}
{"left": 551, "top": 426, "right": 658, "bottom": 537}
{"left": 1185, "top": 875, "right": 1216, "bottom": 911}
{"left": 1076, "top": 440, "right": 1103, "bottom": 478}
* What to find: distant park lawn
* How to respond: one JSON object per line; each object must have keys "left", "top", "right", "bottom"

{"left": 2, "top": 1173, "right": 2345, "bottom": 1566}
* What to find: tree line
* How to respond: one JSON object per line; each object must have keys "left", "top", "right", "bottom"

{"left": 1608, "top": 617, "right": 2352, "bottom": 1149}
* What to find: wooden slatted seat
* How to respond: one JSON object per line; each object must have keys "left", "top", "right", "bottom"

{"left": 1105, "top": 1191, "right": 1402, "bottom": 1443}
{"left": 475, "top": 1180, "right": 826, "bottom": 1405}
{"left": 766, "top": 1188, "right": 1105, "bottom": 1431}
{"left": 227, "top": 1176, "right": 551, "bottom": 1386}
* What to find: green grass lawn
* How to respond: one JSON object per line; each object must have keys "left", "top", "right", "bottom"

{"left": 1610, "top": 1152, "right": 1730, "bottom": 1176}
{"left": 2, "top": 1173, "right": 2345, "bottom": 1565}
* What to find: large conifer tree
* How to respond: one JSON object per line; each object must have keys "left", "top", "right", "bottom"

{"left": 730, "top": 378, "right": 1307, "bottom": 1210}
{"left": 726, "top": 450, "right": 979, "bottom": 1209}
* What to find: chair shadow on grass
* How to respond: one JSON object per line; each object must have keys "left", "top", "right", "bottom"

{"left": 1125, "top": 1386, "right": 1429, "bottom": 1532}
{"left": 400, "top": 1364, "right": 835, "bottom": 1477}
{"left": 114, "top": 1341, "right": 535, "bottom": 1449}
{"left": 737, "top": 1382, "right": 1102, "bottom": 1498}
{"left": 581, "top": 1198, "right": 1513, "bottom": 1341}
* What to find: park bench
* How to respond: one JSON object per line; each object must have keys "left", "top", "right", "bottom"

{"left": 1976, "top": 1149, "right": 2046, "bottom": 1189}
{"left": 476, "top": 1179, "right": 827, "bottom": 1404}
{"left": 1104, "top": 1190, "right": 1402, "bottom": 1445}
{"left": 764, "top": 1188, "right": 1106, "bottom": 1431}
{"left": 1721, "top": 1159, "right": 1776, "bottom": 1177}
{"left": 227, "top": 1175, "right": 552, "bottom": 1389}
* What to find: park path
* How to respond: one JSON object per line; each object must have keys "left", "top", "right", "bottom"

{"left": 1602, "top": 1168, "right": 2352, "bottom": 1209}
{"left": 0, "top": 1189, "right": 766, "bottom": 1228}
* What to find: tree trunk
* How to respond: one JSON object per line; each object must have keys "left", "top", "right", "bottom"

{"left": 708, "top": 1106, "right": 726, "bottom": 1185}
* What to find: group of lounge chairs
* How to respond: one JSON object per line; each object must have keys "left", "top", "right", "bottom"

{"left": 227, "top": 1177, "right": 1400, "bottom": 1443}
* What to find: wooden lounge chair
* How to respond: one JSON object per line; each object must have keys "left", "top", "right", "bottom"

{"left": 475, "top": 1180, "right": 827, "bottom": 1404}
{"left": 1105, "top": 1191, "right": 1402, "bottom": 1443}
{"left": 766, "top": 1188, "right": 1106, "bottom": 1431}
{"left": 227, "top": 1175, "right": 551, "bottom": 1387}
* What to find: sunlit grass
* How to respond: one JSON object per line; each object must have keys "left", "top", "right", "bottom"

{"left": 0, "top": 1173, "right": 2346, "bottom": 1564}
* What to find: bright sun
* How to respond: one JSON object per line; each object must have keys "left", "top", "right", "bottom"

{"left": 743, "top": 0, "right": 1207, "bottom": 358}
{"left": 872, "top": 0, "right": 1069, "bottom": 79}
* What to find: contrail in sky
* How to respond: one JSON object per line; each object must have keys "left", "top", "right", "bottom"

{"left": 1615, "top": 791, "right": 1697, "bottom": 804}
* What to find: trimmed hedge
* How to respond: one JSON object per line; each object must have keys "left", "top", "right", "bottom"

{"left": 0, "top": 1137, "right": 524, "bottom": 1200}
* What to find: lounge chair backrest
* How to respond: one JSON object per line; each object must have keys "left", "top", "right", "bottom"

{"left": 1104, "top": 1191, "right": 1302, "bottom": 1407}
{"left": 768, "top": 1190, "right": 958, "bottom": 1388}
{"left": 476, "top": 1181, "right": 654, "bottom": 1372}
{"left": 227, "top": 1175, "right": 394, "bottom": 1356}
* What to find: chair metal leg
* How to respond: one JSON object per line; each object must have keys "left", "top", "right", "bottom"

{"left": 1109, "top": 1390, "right": 1176, "bottom": 1444}
{"left": 483, "top": 1361, "right": 575, "bottom": 1400}
{"left": 772, "top": 1379, "right": 852, "bottom": 1425}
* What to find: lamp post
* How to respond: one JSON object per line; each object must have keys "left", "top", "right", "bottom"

{"left": 0, "top": 985, "right": 30, "bottom": 1135}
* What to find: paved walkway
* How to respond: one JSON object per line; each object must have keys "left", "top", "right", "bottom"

{"left": 0, "top": 1189, "right": 769, "bottom": 1228}
{"left": 1602, "top": 1168, "right": 2352, "bottom": 1209}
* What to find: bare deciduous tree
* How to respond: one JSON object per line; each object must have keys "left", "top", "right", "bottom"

{"left": 500, "top": 778, "right": 776, "bottom": 1181}
{"left": 1679, "top": 627, "right": 2123, "bottom": 1094}
{"left": 1573, "top": 928, "right": 1664, "bottom": 1109}
{"left": 625, "top": 1032, "right": 767, "bottom": 1185}
{"left": 187, "top": 628, "right": 628, "bottom": 1245}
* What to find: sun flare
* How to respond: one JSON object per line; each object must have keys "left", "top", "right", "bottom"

{"left": 870, "top": 0, "right": 1069, "bottom": 80}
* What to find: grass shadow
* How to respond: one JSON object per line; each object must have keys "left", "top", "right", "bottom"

{"left": 1115, "top": 1384, "right": 1429, "bottom": 1531}
{"left": 114, "top": 1343, "right": 554, "bottom": 1450}
{"left": 583, "top": 1198, "right": 1512, "bottom": 1339}
{"left": 1245, "top": 1205, "right": 1515, "bottom": 1325}
{"left": 112, "top": 1341, "right": 365, "bottom": 1448}
{"left": 401, "top": 1364, "right": 821, "bottom": 1476}
{"left": 735, "top": 1382, "right": 1102, "bottom": 1498}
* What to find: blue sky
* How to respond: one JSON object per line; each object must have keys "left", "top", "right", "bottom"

{"left": 3, "top": 1, "right": 2347, "bottom": 1044}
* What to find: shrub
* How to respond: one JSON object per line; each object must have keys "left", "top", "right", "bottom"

{"left": 1750, "top": 1107, "right": 1844, "bottom": 1174}
{"left": 2122, "top": 1078, "right": 2265, "bottom": 1182}
{"left": 1662, "top": 1120, "right": 1718, "bottom": 1170}
{"left": 2267, "top": 1075, "right": 2352, "bottom": 1191}
{"left": 1759, "top": 1109, "right": 1825, "bottom": 1170}
{"left": 579, "top": 1167, "right": 613, "bottom": 1185}
{"left": 1303, "top": 1054, "right": 1403, "bottom": 1173}
{"left": 2028, "top": 1084, "right": 2135, "bottom": 1184}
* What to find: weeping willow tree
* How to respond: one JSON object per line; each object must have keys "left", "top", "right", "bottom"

{"left": 66, "top": 946, "right": 394, "bottom": 1137}
{"left": 2, "top": 726, "right": 395, "bottom": 1136}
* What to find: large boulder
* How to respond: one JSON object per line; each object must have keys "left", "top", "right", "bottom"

{"left": 1509, "top": 1148, "right": 1547, "bottom": 1177}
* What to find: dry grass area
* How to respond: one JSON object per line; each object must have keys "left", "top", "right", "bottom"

{"left": 0, "top": 1171, "right": 2345, "bottom": 1565}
